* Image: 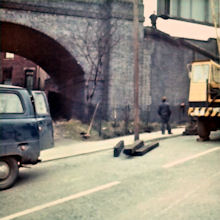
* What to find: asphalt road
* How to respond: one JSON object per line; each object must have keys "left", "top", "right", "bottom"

{"left": 1, "top": 134, "right": 220, "bottom": 220}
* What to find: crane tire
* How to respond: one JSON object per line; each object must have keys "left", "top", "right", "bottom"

{"left": 197, "top": 118, "right": 210, "bottom": 141}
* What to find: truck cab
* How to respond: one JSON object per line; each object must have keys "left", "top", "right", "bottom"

{"left": 0, "top": 85, "right": 54, "bottom": 190}
{"left": 188, "top": 60, "right": 220, "bottom": 141}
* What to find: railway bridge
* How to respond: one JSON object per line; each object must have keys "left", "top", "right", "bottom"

{"left": 0, "top": 0, "right": 145, "bottom": 119}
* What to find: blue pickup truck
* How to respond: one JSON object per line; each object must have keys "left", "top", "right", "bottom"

{"left": 0, "top": 85, "right": 54, "bottom": 190}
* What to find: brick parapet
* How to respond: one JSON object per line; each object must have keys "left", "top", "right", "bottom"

{"left": 0, "top": 0, "right": 144, "bottom": 21}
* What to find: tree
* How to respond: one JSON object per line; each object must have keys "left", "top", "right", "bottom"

{"left": 72, "top": 2, "right": 120, "bottom": 121}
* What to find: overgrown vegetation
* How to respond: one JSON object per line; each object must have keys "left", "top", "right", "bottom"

{"left": 53, "top": 119, "right": 165, "bottom": 141}
{"left": 53, "top": 119, "right": 100, "bottom": 141}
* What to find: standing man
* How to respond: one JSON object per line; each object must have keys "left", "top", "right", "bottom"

{"left": 149, "top": 11, "right": 158, "bottom": 29}
{"left": 158, "top": 96, "right": 172, "bottom": 134}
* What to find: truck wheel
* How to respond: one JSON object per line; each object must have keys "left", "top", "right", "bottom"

{"left": 0, "top": 157, "right": 19, "bottom": 190}
{"left": 197, "top": 119, "right": 210, "bottom": 141}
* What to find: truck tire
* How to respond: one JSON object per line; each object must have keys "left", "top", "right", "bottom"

{"left": 197, "top": 118, "right": 210, "bottom": 141}
{"left": 0, "top": 157, "right": 19, "bottom": 190}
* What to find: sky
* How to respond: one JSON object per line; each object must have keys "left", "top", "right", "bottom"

{"left": 143, "top": 0, "right": 220, "bottom": 41}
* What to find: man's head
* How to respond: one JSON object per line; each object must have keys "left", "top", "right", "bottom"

{"left": 162, "top": 96, "right": 167, "bottom": 102}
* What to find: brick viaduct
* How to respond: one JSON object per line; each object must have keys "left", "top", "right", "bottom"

{"left": 0, "top": 0, "right": 147, "bottom": 121}
{"left": 1, "top": 0, "right": 218, "bottom": 123}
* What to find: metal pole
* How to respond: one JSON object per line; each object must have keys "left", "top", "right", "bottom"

{"left": 133, "top": 0, "right": 139, "bottom": 141}
{"left": 210, "top": 0, "right": 220, "bottom": 61}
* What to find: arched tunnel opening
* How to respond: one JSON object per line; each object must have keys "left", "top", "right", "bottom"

{"left": 47, "top": 91, "right": 72, "bottom": 121}
{"left": 0, "top": 21, "right": 85, "bottom": 121}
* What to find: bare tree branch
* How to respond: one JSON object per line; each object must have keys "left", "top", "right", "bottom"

{"left": 71, "top": 5, "right": 121, "bottom": 111}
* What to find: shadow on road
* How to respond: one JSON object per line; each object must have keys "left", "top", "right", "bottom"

{"left": 15, "top": 168, "right": 47, "bottom": 188}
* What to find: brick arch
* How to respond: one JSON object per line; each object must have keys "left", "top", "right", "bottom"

{"left": 0, "top": 21, "right": 85, "bottom": 119}
{"left": 0, "top": 21, "right": 84, "bottom": 83}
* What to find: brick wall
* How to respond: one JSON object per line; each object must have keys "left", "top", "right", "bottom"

{"left": 141, "top": 28, "right": 218, "bottom": 123}
{"left": 0, "top": 0, "right": 218, "bottom": 123}
{"left": 0, "top": 53, "right": 49, "bottom": 89}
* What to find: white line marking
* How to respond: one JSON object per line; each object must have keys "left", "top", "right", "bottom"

{"left": 0, "top": 181, "right": 120, "bottom": 220}
{"left": 163, "top": 147, "right": 220, "bottom": 168}
{"left": 155, "top": 171, "right": 220, "bottom": 217}
{"left": 157, "top": 189, "right": 196, "bottom": 216}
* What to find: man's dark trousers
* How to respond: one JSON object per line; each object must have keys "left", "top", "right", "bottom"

{"left": 161, "top": 118, "right": 171, "bottom": 134}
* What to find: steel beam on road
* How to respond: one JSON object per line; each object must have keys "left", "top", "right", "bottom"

{"left": 123, "top": 140, "right": 144, "bottom": 156}
{"left": 133, "top": 142, "right": 159, "bottom": 156}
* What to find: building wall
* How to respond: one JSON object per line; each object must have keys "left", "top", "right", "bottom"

{"left": 142, "top": 28, "right": 218, "bottom": 123}
{"left": 0, "top": 53, "right": 49, "bottom": 90}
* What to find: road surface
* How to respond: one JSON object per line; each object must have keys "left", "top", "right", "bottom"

{"left": 1, "top": 134, "right": 220, "bottom": 220}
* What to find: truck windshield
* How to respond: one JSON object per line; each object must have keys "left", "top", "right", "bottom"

{"left": 212, "top": 67, "right": 220, "bottom": 84}
{"left": 192, "top": 64, "right": 209, "bottom": 83}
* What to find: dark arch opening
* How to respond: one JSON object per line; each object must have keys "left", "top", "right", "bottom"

{"left": 0, "top": 21, "right": 85, "bottom": 120}
{"left": 47, "top": 91, "right": 72, "bottom": 121}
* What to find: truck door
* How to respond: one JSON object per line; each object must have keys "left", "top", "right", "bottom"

{"left": 32, "top": 91, "right": 54, "bottom": 150}
{"left": 189, "top": 64, "right": 209, "bottom": 102}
